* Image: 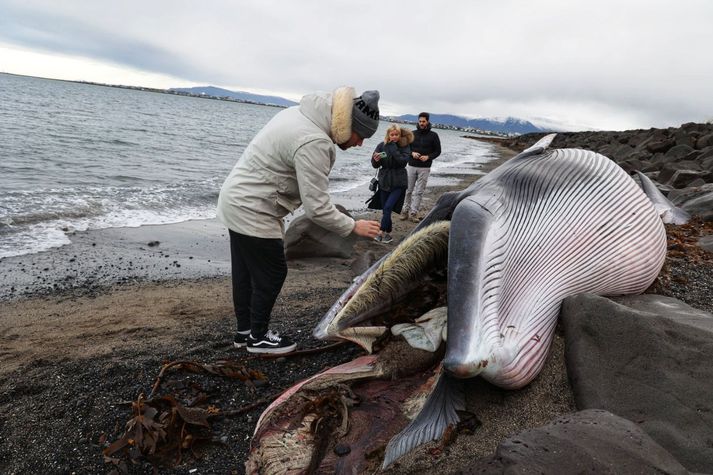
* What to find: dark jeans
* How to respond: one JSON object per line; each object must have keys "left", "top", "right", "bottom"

{"left": 229, "top": 229, "right": 287, "bottom": 338}
{"left": 379, "top": 186, "right": 404, "bottom": 233}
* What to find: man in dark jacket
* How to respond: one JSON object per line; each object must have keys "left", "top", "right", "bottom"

{"left": 401, "top": 112, "right": 441, "bottom": 222}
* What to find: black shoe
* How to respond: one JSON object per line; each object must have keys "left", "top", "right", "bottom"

{"left": 247, "top": 330, "right": 297, "bottom": 354}
{"left": 382, "top": 233, "right": 393, "bottom": 244}
{"left": 233, "top": 330, "right": 250, "bottom": 348}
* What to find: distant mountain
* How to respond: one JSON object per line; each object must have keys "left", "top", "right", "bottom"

{"left": 396, "top": 114, "right": 554, "bottom": 135}
{"left": 169, "top": 87, "right": 555, "bottom": 134}
{"left": 170, "top": 86, "right": 298, "bottom": 107}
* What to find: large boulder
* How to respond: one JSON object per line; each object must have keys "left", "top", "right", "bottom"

{"left": 561, "top": 293, "right": 713, "bottom": 473}
{"left": 665, "top": 144, "right": 698, "bottom": 162}
{"left": 668, "top": 183, "right": 713, "bottom": 221}
{"left": 461, "top": 410, "right": 686, "bottom": 474}
{"left": 283, "top": 205, "right": 356, "bottom": 259}
{"left": 646, "top": 137, "right": 676, "bottom": 154}
{"left": 700, "top": 146, "right": 713, "bottom": 171}
{"left": 669, "top": 170, "right": 710, "bottom": 189}
{"left": 674, "top": 129, "right": 695, "bottom": 148}
{"left": 649, "top": 152, "right": 669, "bottom": 166}
{"left": 696, "top": 133, "right": 713, "bottom": 150}
{"left": 680, "top": 191, "right": 713, "bottom": 220}
{"left": 657, "top": 161, "right": 704, "bottom": 188}
{"left": 617, "top": 157, "right": 646, "bottom": 174}
{"left": 609, "top": 143, "right": 635, "bottom": 161}
{"left": 628, "top": 132, "right": 654, "bottom": 149}
{"left": 668, "top": 182, "right": 713, "bottom": 204}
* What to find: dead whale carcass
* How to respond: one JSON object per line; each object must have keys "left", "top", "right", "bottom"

{"left": 245, "top": 339, "right": 446, "bottom": 474}
{"left": 313, "top": 134, "right": 667, "bottom": 466}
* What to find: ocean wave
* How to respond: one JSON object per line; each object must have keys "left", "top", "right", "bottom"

{"left": 0, "top": 178, "right": 225, "bottom": 257}
{"left": 0, "top": 225, "right": 71, "bottom": 259}
{"left": 0, "top": 205, "right": 219, "bottom": 259}
{"left": 3, "top": 205, "right": 105, "bottom": 226}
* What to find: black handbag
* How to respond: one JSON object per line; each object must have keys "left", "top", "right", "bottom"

{"left": 366, "top": 188, "right": 382, "bottom": 210}
{"left": 369, "top": 169, "right": 379, "bottom": 192}
{"left": 366, "top": 169, "right": 381, "bottom": 209}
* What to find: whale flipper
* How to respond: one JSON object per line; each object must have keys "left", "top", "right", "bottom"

{"left": 382, "top": 371, "right": 464, "bottom": 469}
{"left": 635, "top": 171, "right": 690, "bottom": 225}
{"left": 521, "top": 132, "right": 557, "bottom": 155}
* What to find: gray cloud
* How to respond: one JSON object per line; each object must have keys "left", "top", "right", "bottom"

{"left": 1, "top": 0, "right": 712, "bottom": 130}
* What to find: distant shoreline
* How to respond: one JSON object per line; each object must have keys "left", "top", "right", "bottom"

{"left": 462, "top": 134, "right": 509, "bottom": 143}
{"left": 0, "top": 71, "right": 288, "bottom": 108}
{"left": 0, "top": 72, "right": 512, "bottom": 136}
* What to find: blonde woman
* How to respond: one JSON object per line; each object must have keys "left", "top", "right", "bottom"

{"left": 371, "top": 124, "right": 414, "bottom": 243}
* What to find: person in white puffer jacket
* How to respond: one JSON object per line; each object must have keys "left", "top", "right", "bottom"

{"left": 217, "top": 86, "right": 381, "bottom": 354}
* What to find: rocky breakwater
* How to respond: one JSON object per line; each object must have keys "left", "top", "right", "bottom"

{"left": 456, "top": 125, "right": 713, "bottom": 474}
{"left": 500, "top": 122, "right": 713, "bottom": 221}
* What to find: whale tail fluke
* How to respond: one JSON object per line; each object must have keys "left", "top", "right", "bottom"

{"left": 382, "top": 371, "right": 465, "bottom": 469}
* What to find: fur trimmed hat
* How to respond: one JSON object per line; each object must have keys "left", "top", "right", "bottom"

{"left": 352, "top": 90, "right": 380, "bottom": 139}
{"left": 330, "top": 87, "right": 355, "bottom": 144}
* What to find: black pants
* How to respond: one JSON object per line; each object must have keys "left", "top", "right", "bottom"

{"left": 229, "top": 230, "right": 287, "bottom": 337}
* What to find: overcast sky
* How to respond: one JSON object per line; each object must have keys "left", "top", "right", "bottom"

{"left": 1, "top": 0, "right": 712, "bottom": 131}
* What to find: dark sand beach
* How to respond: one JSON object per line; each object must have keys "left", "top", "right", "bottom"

{"left": 1, "top": 140, "right": 710, "bottom": 474}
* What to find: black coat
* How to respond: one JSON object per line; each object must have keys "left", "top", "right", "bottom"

{"left": 371, "top": 141, "right": 410, "bottom": 191}
{"left": 408, "top": 125, "right": 441, "bottom": 168}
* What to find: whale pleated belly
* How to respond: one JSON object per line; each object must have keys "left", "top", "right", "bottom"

{"left": 444, "top": 148, "right": 667, "bottom": 389}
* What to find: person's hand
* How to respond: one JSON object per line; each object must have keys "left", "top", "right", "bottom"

{"left": 353, "top": 219, "right": 380, "bottom": 238}
{"left": 412, "top": 152, "right": 421, "bottom": 159}
{"left": 372, "top": 152, "right": 381, "bottom": 161}
{"left": 420, "top": 155, "right": 429, "bottom": 162}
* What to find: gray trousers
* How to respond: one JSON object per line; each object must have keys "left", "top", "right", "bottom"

{"left": 403, "top": 165, "right": 431, "bottom": 215}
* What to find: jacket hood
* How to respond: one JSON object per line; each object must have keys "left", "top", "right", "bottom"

{"left": 299, "top": 86, "right": 355, "bottom": 145}
{"left": 398, "top": 128, "right": 414, "bottom": 147}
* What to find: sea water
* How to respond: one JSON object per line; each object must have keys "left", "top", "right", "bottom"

{"left": 0, "top": 73, "right": 498, "bottom": 259}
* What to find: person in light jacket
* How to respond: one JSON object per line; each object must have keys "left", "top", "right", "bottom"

{"left": 371, "top": 125, "right": 413, "bottom": 243}
{"left": 217, "top": 87, "right": 381, "bottom": 354}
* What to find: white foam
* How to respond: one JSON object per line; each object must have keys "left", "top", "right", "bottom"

{"left": 0, "top": 225, "right": 71, "bottom": 259}
{"left": 0, "top": 205, "right": 218, "bottom": 259}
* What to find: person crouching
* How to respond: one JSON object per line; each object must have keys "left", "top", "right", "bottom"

{"left": 217, "top": 87, "right": 382, "bottom": 354}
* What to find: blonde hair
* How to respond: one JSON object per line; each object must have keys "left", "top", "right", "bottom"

{"left": 384, "top": 124, "right": 401, "bottom": 143}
